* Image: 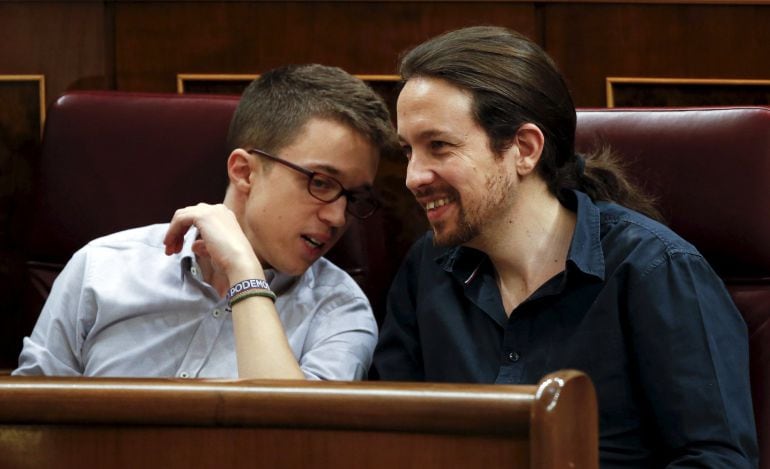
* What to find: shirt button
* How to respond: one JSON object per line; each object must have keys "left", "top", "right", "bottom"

{"left": 212, "top": 309, "right": 221, "bottom": 318}
{"left": 179, "top": 372, "right": 190, "bottom": 378}
{"left": 508, "top": 351, "right": 520, "bottom": 362}
{"left": 190, "top": 266, "right": 198, "bottom": 276}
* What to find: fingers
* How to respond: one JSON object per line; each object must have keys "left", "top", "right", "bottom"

{"left": 191, "top": 239, "right": 209, "bottom": 260}
{"left": 163, "top": 203, "right": 253, "bottom": 265}
{"left": 163, "top": 205, "right": 202, "bottom": 255}
{"left": 164, "top": 203, "right": 236, "bottom": 255}
{"left": 163, "top": 203, "right": 265, "bottom": 288}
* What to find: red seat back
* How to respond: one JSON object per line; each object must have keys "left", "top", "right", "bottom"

{"left": 576, "top": 107, "right": 770, "bottom": 468}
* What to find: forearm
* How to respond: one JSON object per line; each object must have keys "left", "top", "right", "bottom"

{"left": 226, "top": 260, "right": 304, "bottom": 380}
{"left": 231, "top": 294, "right": 304, "bottom": 380}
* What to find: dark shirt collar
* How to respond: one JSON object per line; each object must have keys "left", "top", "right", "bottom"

{"left": 436, "top": 189, "right": 605, "bottom": 285}
{"left": 563, "top": 189, "right": 605, "bottom": 281}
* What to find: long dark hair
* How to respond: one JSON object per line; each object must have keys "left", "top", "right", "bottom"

{"left": 400, "top": 26, "right": 661, "bottom": 220}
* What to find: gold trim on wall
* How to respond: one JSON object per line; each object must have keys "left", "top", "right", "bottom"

{"left": 606, "top": 76, "right": 770, "bottom": 108}
{"left": 0, "top": 74, "right": 46, "bottom": 133}
{"left": 176, "top": 74, "right": 258, "bottom": 94}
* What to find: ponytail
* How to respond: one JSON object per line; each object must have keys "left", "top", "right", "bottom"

{"left": 557, "top": 147, "right": 663, "bottom": 222}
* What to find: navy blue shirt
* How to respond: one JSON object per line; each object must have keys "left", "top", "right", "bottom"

{"left": 374, "top": 190, "right": 758, "bottom": 468}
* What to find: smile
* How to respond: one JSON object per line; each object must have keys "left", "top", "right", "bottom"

{"left": 425, "top": 197, "right": 454, "bottom": 211}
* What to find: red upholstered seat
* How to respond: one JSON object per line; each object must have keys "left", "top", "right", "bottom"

{"left": 576, "top": 107, "right": 770, "bottom": 469}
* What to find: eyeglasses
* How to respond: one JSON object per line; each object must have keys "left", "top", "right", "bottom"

{"left": 247, "top": 148, "right": 380, "bottom": 220}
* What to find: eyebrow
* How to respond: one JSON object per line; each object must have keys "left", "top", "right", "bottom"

{"left": 305, "top": 163, "right": 374, "bottom": 192}
{"left": 306, "top": 163, "right": 342, "bottom": 176}
{"left": 399, "top": 128, "right": 453, "bottom": 143}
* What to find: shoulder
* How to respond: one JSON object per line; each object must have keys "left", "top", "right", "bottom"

{"left": 85, "top": 224, "right": 168, "bottom": 252}
{"left": 597, "top": 202, "right": 706, "bottom": 277}
{"left": 70, "top": 223, "right": 178, "bottom": 282}
{"left": 288, "top": 257, "right": 377, "bottom": 335}
{"left": 303, "top": 257, "right": 369, "bottom": 304}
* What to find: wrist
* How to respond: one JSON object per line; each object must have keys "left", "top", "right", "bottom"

{"left": 227, "top": 278, "right": 276, "bottom": 306}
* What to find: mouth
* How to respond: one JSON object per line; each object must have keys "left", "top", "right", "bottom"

{"left": 420, "top": 195, "right": 457, "bottom": 224}
{"left": 301, "top": 235, "right": 326, "bottom": 251}
{"left": 425, "top": 197, "right": 454, "bottom": 212}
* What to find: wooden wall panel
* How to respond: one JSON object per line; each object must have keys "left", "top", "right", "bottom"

{"left": 0, "top": 2, "right": 110, "bottom": 370}
{"left": 543, "top": 3, "right": 770, "bottom": 106}
{"left": 114, "top": 1, "right": 537, "bottom": 92}
{"left": 0, "top": 2, "right": 111, "bottom": 106}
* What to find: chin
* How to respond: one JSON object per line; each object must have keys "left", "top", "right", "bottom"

{"left": 432, "top": 229, "right": 460, "bottom": 248}
{"left": 275, "top": 260, "right": 314, "bottom": 277}
{"left": 432, "top": 222, "right": 479, "bottom": 248}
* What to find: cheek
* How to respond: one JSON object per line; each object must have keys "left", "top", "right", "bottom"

{"left": 481, "top": 169, "right": 515, "bottom": 207}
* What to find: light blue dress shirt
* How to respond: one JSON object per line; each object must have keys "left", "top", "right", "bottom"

{"left": 13, "top": 224, "right": 377, "bottom": 380}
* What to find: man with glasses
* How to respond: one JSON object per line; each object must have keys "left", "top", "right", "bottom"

{"left": 14, "top": 64, "right": 397, "bottom": 380}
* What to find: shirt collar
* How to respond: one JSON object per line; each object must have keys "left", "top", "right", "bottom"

{"left": 435, "top": 189, "right": 605, "bottom": 284}
{"left": 563, "top": 189, "right": 605, "bottom": 281}
{"left": 436, "top": 243, "right": 487, "bottom": 286}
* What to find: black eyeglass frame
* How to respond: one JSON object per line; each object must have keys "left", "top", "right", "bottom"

{"left": 246, "top": 148, "right": 380, "bottom": 220}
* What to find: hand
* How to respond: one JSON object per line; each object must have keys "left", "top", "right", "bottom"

{"left": 163, "top": 203, "right": 264, "bottom": 284}
{"left": 165, "top": 203, "right": 304, "bottom": 380}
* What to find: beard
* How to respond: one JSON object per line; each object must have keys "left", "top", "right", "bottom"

{"left": 431, "top": 204, "right": 479, "bottom": 247}
{"left": 430, "top": 169, "right": 516, "bottom": 248}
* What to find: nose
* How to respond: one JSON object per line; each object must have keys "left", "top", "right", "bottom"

{"left": 405, "top": 153, "right": 435, "bottom": 194}
{"left": 318, "top": 196, "right": 347, "bottom": 228}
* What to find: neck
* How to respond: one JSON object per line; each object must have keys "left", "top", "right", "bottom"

{"left": 470, "top": 181, "right": 576, "bottom": 314}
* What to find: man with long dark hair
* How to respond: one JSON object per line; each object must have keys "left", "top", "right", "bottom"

{"left": 374, "top": 26, "right": 757, "bottom": 467}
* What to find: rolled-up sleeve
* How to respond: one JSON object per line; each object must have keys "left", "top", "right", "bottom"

{"left": 13, "top": 249, "right": 92, "bottom": 376}
{"left": 299, "top": 291, "right": 378, "bottom": 381}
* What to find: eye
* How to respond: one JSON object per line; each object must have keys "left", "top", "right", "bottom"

{"left": 310, "top": 176, "right": 336, "bottom": 191}
{"left": 430, "top": 140, "right": 449, "bottom": 152}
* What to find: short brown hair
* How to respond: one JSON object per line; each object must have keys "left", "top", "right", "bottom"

{"left": 227, "top": 64, "right": 397, "bottom": 159}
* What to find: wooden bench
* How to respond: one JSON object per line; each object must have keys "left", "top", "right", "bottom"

{"left": 0, "top": 369, "right": 597, "bottom": 468}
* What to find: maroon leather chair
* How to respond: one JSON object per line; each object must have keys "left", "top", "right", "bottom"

{"left": 21, "top": 90, "right": 387, "bottom": 339}
{"left": 575, "top": 106, "right": 770, "bottom": 469}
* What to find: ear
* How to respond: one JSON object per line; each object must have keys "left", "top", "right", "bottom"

{"left": 511, "top": 123, "right": 545, "bottom": 176}
{"left": 227, "top": 149, "right": 258, "bottom": 193}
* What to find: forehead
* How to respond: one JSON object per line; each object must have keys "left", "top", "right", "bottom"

{"left": 279, "top": 117, "right": 379, "bottom": 185}
{"left": 397, "top": 77, "right": 476, "bottom": 138}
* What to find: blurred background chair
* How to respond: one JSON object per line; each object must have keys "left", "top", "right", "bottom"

{"left": 576, "top": 106, "right": 770, "bottom": 469}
